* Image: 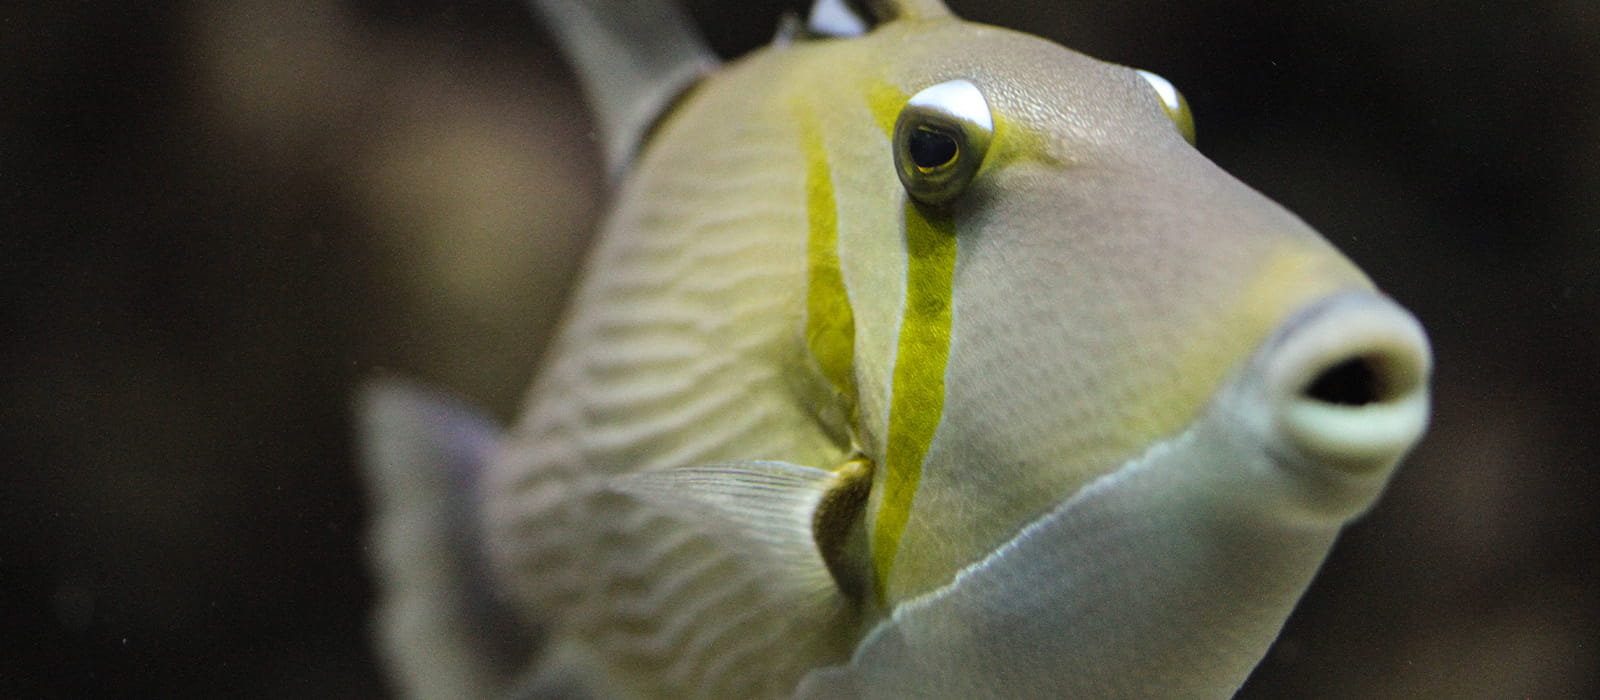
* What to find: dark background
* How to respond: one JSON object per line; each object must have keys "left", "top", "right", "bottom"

{"left": 4, "top": 0, "right": 1596, "bottom": 697}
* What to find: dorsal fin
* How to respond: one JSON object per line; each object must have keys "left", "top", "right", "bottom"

{"left": 861, "top": 0, "right": 952, "bottom": 21}
{"left": 807, "top": 0, "right": 869, "bottom": 37}
{"left": 528, "top": 0, "right": 718, "bottom": 182}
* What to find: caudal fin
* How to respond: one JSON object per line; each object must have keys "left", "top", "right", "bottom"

{"left": 358, "top": 379, "right": 535, "bottom": 698}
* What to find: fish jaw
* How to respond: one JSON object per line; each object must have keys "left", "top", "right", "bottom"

{"left": 797, "top": 291, "right": 1431, "bottom": 699}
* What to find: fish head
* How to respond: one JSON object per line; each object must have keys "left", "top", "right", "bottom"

{"left": 825, "top": 16, "right": 1431, "bottom": 609}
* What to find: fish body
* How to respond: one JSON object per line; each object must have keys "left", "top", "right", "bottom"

{"left": 361, "top": 1, "right": 1432, "bottom": 698}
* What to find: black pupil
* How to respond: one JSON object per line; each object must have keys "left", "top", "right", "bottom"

{"left": 908, "top": 127, "right": 959, "bottom": 169}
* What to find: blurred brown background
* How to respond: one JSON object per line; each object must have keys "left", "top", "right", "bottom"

{"left": 3, "top": 0, "right": 1596, "bottom": 697}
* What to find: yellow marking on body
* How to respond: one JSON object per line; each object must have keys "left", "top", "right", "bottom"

{"left": 1117, "top": 243, "right": 1372, "bottom": 442}
{"left": 800, "top": 114, "right": 859, "bottom": 414}
{"left": 866, "top": 81, "right": 908, "bottom": 137}
{"left": 872, "top": 201, "right": 958, "bottom": 598}
{"left": 983, "top": 111, "right": 1056, "bottom": 171}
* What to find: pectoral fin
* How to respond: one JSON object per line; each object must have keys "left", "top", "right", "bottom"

{"left": 610, "top": 459, "right": 871, "bottom": 596}
{"left": 532, "top": 460, "right": 869, "bottom": 697}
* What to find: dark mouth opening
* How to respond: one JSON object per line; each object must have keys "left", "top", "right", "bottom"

{"left": 1303, "top": 356, "right": 1385, "bottom": 406}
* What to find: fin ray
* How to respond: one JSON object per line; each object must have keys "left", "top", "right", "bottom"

{"left": 514, "top": 461, "right": 860, "bottom": 697}
{"left": 610, "top": 461, "right": 839, "bottom": 563}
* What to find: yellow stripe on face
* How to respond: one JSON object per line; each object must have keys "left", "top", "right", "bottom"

{"left": 801, "top": 115, "right": 858, "bottom": 410}
{"left": 873, "top": 201, "right": 957, "bottom": 598}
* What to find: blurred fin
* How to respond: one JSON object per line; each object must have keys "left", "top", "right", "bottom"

{"left": 866, "top": 0, "right": 952, "bottom": 21}
{"left": 808, "top": 0, "right": 869, "bottom": 37}
{"left": 528, "top": 0, "right": 718, "bottom": 181}
{"left": 772, "top": 10, "right": 805, "bottom": 47}
{"left": 359, "top": 379, "right": 534, "bottom": 699}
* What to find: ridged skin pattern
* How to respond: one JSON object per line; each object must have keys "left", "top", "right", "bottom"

{"left": 484, "top": 46, "right": 859, "bottom": 698}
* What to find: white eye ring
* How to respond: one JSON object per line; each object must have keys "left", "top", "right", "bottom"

{"left": 1136, "top": 70, "right": 1181, "bottom": 112}
{"left": 905, "top": 80, "right": 993, "bottom": 133}
{"left": 1136, "top": 69, "right": 1197, "bottom": 144}
{"left": 893, "top": 79, "right": 995, "bottom": 206}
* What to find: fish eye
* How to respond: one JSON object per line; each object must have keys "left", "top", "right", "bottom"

{"left": 893, "top": 79, "right": 993, "bottom": 206}
{"left": 1135, "top": 69, "right": 1196, "bottom": 145}
{"left": 907, "top": 126, "right": 959, "bottom": 170}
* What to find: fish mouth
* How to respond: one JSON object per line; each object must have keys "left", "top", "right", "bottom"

{"left": 1265, "top": 292, "right": 1432, "bottom": 475}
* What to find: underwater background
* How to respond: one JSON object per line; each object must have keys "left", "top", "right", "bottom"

{"left": 3, "top": 0, "right": 1597, "bottom": 696}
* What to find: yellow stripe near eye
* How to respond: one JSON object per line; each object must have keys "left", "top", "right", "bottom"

{"left": 801, "top": 115, "right": 859, "bottom": 411}
{"left": 873, "top": 201, "right": 957, "bottom": 600}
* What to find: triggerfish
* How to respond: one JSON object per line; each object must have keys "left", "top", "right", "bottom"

{"left": 360, "top": 0, "right": 1433, "bottom": 697}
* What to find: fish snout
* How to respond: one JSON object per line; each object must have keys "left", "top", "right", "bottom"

{"left": 1264, "top": 293, "right": 1432, "bottom": 476}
